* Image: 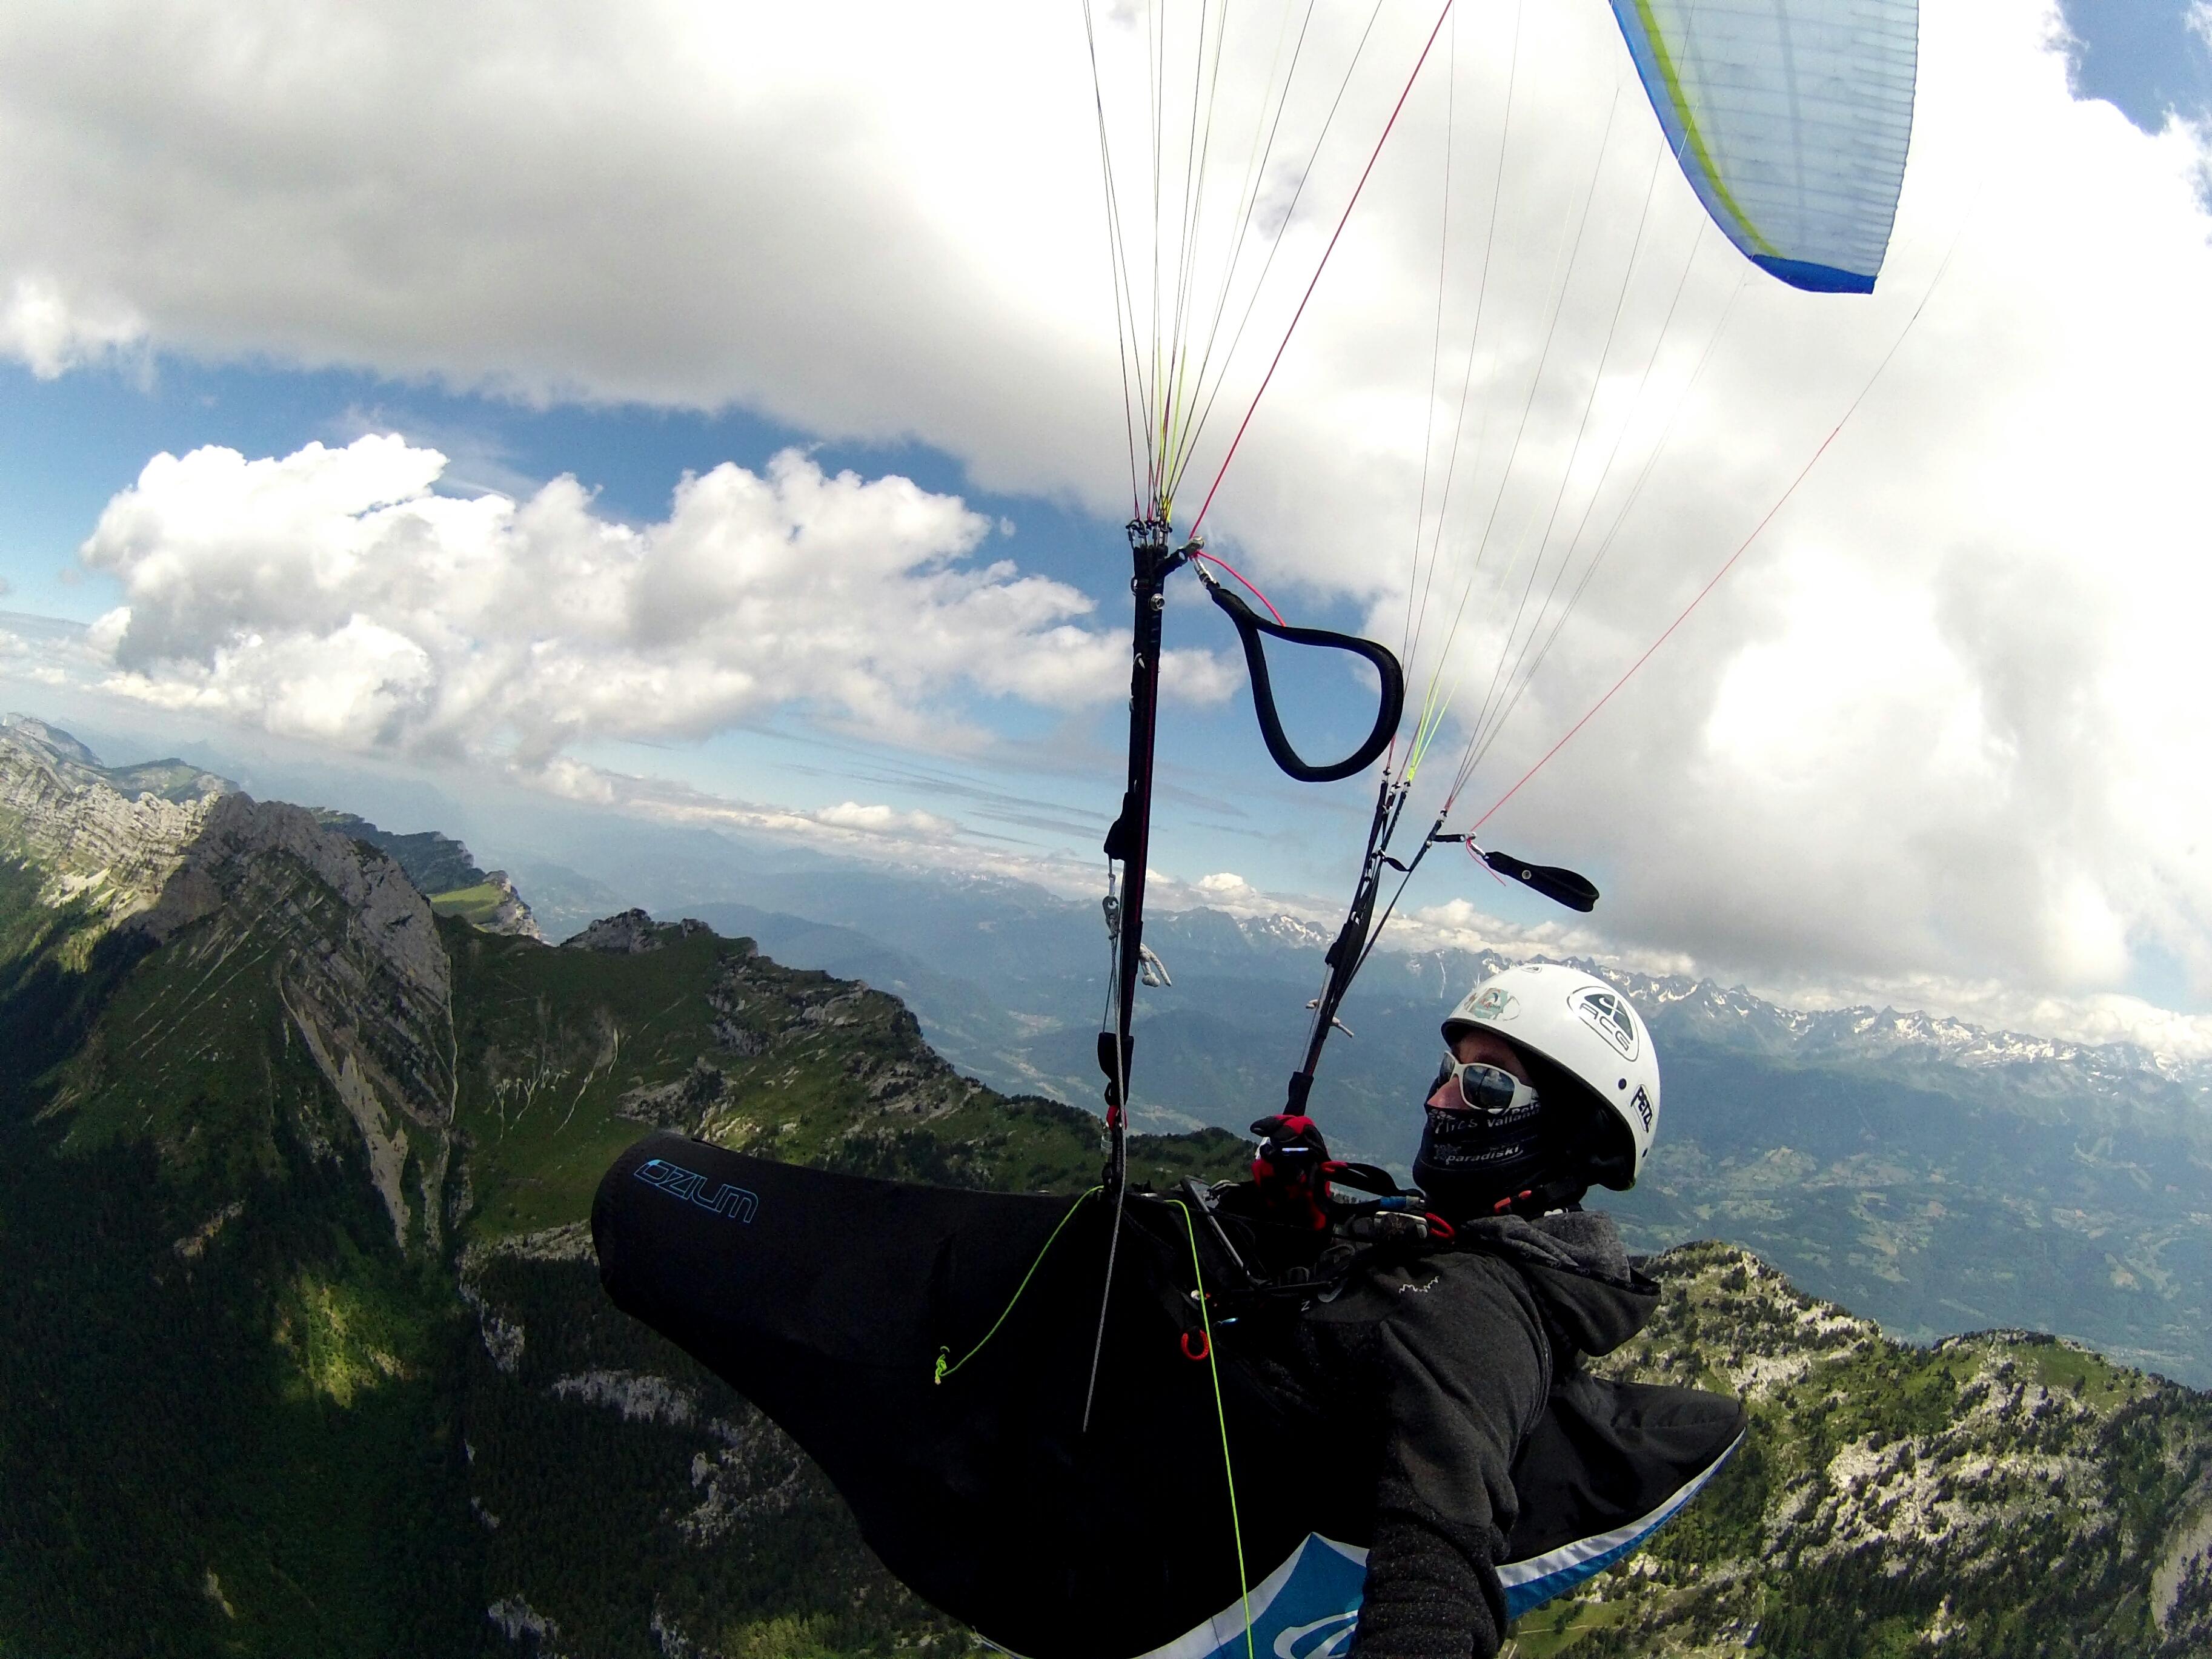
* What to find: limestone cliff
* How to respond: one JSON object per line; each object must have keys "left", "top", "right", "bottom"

{"left": 316, "top": 807, "right": 545, "bottom": 939}
{"left": 457, "top": 870, "right": 543, "bottom": 941}
{"left": 0, "top": 714, "right": 230, "bottom": 929}
{"left": 5, "top": 721, "right": 456, "bottom": 1248}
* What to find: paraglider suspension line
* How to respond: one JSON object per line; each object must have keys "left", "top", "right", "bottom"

{"left": 1189, "top": 0, "right": 1455, "bottom": 538}
{"left": 1462, "top": 205, "right": 1970, "bottom": 831}
{"left": 1286, "top": 772, "right": 1404, "bottom": 1111}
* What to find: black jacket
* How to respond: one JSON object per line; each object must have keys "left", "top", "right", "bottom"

{"left": 1294, "top": 1214, "right": 1658, "bottom": 1658}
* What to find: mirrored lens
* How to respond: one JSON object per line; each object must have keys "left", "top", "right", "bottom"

{"left": 1456, "top": 1062, "right": 1526, "bottom": 1113}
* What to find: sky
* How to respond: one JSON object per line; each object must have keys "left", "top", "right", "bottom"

{"left": 4, "top": 0, "right": 2212, "bottom": 1053}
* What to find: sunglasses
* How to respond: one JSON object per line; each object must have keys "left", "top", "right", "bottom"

{"left": 1432, "top": 1056, "right": 1541, "bottom": 1116}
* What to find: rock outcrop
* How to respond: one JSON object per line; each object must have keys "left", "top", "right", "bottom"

{"left": 0, "top": 716, "right": 231, "bottom": 926}
{"left": 313, "top": 809, "right": 545, "bottom": 939}
{"left": 463, "top": 870, "right": 543, "bottom": 940}
{"left": 564, "top": 909, "right": 709, "bottom": 954}
{"left": 1573, "top": 1241, "right": 2212, "bottom": 1655}
{"left": 7, "top": 720, "right": 457, "bottom": 1249}
{"left": 617, "top": 1056, "right": 729, "bottom": 1131}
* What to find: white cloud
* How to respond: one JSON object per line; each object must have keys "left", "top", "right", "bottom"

{"left": 78, "top": 436, "right": 1232, "bottom": 766}
{"left": 1391, "top": 899, "right": 2212, "bottom": 1061}
{"left": 533, "top": 761, "right": 1094, "bottom": 882}
{"left": 813, "top": 800, "right": 958, "bottom": 836}
{"left": 0, "top": 1, "right": 1128, "bottom": 478}
{"left": 1357, "top": 0, "right": 2212, "bottom": 1010}
{"left": 1397, "top": 897, "right": 1644, "bottom": 975}
{"left": 7, "top": 0, "right": 2212, "bottom": 1024}
{"left": 0, "top": 276, "right": 144, "bottom": 378}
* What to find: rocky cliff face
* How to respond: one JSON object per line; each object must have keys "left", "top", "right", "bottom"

{"left": 0, "top": 714, "right": 230, "bottom": 929}
{"left": 462, "top": 870, "right": 544, "bottom": 940}
{"left": 5, "top": 721, "right": 456, "bottom": 1247}
{"left": 1558, "top": 1241, "right": 2212, "bottom": 1655}
{"left": 156, "top": 792, "right": 456, "bottom": 1247}
{"left": 317, "top": 806, "right": 545, "bottom": 939}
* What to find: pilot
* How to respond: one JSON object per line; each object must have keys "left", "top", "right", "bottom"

{"left": 1278, "top": 963, "right": 1664, "bottom": 1658}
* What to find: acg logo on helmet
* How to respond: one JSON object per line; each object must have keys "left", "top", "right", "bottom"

{"left": 1568, "top": 985, "right": 1638, "bottom": 1061}
{"left": 1467, "top": 985, "right": 1518, "bottom": 1023}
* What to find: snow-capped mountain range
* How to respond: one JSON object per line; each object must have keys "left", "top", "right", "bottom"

{"left": 1151, "top": 907, "right": 2212, "bottom": 1110}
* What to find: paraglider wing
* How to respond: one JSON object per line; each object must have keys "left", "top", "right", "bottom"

{"left": 1609, "top": 0, "right": 1918, "bottom": 293}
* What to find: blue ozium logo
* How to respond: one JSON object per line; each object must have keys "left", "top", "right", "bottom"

{"left": 634, "top": 1157, "right": 759, "bottom": 1222}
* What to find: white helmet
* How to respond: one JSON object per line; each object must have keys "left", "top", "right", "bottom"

{"left": 1441, "top": 962, "right": 1659, "bottom": 1187}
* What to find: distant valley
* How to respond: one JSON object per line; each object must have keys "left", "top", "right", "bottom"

{"left": 18, "top": 706, "right": 2212, "bottom": 1386}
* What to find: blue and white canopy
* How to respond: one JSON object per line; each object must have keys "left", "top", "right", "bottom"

{"left": 1609, "top": 0, "right": 1919, "bottom": 292}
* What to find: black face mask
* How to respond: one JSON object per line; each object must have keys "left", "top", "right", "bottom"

{"left": 1412, "top": 1059, "right": 1556, "bottom": 1216}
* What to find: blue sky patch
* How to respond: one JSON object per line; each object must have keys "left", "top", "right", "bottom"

{"left": 2058, "top": 0, "right": 2212, "bottom": 131}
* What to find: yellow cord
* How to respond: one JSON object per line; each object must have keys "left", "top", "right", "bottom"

{"left": 1173, "top": 1200, "right": 1255, "bottom": 1659}
{"left": 934, "top": 1192, "right": 1254, "bottom": 1659}
{"left": 934, "top": 1188, "right": 1101, "bottom": 1385}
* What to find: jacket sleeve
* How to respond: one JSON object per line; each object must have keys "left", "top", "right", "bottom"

{"left": 1333, "top": 1254, "right": 1555, "bottom": 1659}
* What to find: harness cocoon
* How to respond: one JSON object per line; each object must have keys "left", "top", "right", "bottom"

{"left": 594, "top": 1133, "right": 1743, "bottom": 1659}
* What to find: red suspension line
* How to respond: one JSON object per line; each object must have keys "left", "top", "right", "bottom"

{"left": 1463, "top": 225, "right": 1969, "bottom": 832}
{"left": 1187, "top": 0, "right": 1456, "bottom": 538}
{"left": 1188, "top": 549, "right": 1284, "bottom": 623}
{"left": 1466, "top": 417, "right": 1853, "bottom": 833}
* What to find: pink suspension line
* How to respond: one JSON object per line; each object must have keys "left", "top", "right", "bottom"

{"left": 1187, "top": 0, "right": 1456, "bottom": 540}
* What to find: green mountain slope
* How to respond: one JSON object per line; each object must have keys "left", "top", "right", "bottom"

{"left": 1612, "top": 1045, "right": 2212, "bottom": 1382}
{"left": 0, "top": 722, "right": 1238, "bottom": 1657}
{"left": 1555, "top": 1243, "right": 2212, "bottom": 1657}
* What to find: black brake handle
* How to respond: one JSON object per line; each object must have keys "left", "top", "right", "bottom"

{"left": 1201, "top": 578, "right": 1406, "bottom": 784}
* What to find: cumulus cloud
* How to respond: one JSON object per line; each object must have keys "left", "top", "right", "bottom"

{"left": 1338, "top": 0, "right": 2212, "bottom": 1011}
{"left": 0, "top": 276, "right": 144, "bottom": 378}
{"left": 526, "top": 760, "right": 1106, "bottom": 883}
{"left": 1393, "top": 898, "right": 2212, "bottom": 1061}
{"left": 78, "top": 436, "right": 1232, "bottom": 764}
{"left": 0, "top": 1, "right": 1130, "bottom": 485}
{"left": 1397, "top": 897, "right": 1641, "bottom": 975}
{"left": 9, "top": 0, "right": 2212, "bottom": 1024}
{"left": 812, "top": 801, "right": 958, "bottom": 836}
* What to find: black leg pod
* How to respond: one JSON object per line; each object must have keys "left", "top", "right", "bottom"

{"left": 593, "top": 1134, "right": 1326, "bottom": 1659}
